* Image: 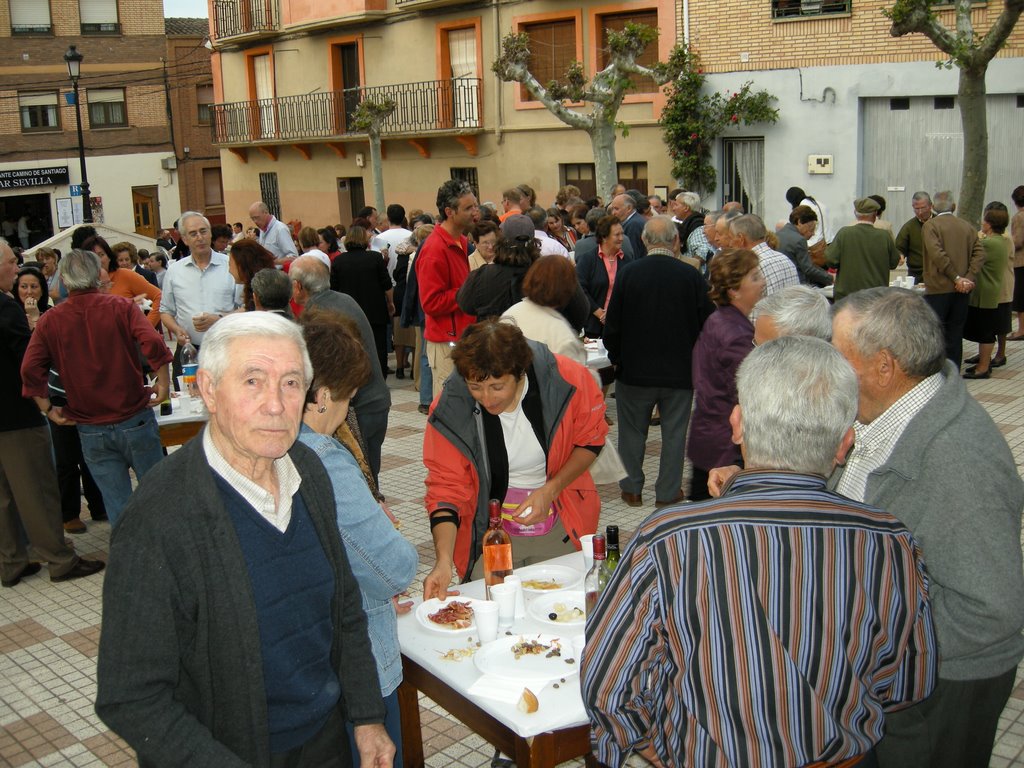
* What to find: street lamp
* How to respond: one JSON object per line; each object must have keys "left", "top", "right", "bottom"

{"left": 63, "top": 45, "right": 92, "bottom": 224}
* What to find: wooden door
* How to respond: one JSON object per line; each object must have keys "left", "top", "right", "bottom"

{"left": 132, "top": 186, "right": 158, "bottom": 238}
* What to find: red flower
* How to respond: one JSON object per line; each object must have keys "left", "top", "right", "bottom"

{"left": 730, "top": 114, "right": 738, "bottom": 122}
{"left": 690, "top": 132, "right": 698, "bottom": 139}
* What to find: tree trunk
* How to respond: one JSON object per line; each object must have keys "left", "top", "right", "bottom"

{"left": 591, "top": 119, "right": 619, "bottom": 202}
{"left": 368, "top": 127, "right": 386, "bottom": 214}
{"left": 956, "top": 64, "right": 987, "bottom": 228}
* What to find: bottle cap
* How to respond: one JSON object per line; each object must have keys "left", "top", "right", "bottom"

{"left": 488, "top": 498, "right": 501, "bottom": 521}
{"left": 605, "top": 525, "right": 619, "bottom": 546}
{"left": 592, "top": 533, "right": 607, "bottom": 558}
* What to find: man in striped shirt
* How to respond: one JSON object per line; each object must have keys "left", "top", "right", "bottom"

{"left": 583, "top": 335, "right": 936, "bottom": 768}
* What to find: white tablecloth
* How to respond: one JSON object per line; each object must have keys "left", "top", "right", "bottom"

{"left": 155, "top": 392, "right": 208, "bottom": 428}
{"left": 397, "top": 552, "right": 590, "bottom": 739}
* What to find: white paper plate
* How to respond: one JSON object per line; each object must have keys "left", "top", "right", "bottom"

{"left": 474, "top": 633, "right": 580, "bottom": 683}
{"left": 514, "top": 564, "right": 582, "bottom": 594}
{"left": 528, "top": 591, "right": 587, "bottom": 628}
{"left": 415, "top": 597, "right": 482, "bottom": 634}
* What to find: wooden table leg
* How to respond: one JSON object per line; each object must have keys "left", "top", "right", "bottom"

{"left": 397, "top": 679, "right": 424, "bottom": 768}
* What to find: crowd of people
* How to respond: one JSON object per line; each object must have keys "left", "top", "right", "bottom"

{"left": 0, "top": 176, "right": 1023, "bottom": 768}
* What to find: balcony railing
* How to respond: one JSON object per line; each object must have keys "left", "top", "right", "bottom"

{"left": 772, "top": 0, "right": 851, "bottom": 18}
{"left": 211, "top": 78, "right": 482, "bottom": 145}
{"left": 213, "top": 0, "right": 280, "bottom": 39}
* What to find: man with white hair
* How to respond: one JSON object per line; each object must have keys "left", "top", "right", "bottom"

{"left": 730, "top": 213, "right": 799, "bottom": 296}
{"left": 831, "top": 287, "right": 1024, "bottom": 768}
{"left": 752, "top": 284, "right": 832, "bottom": 345}
{"left": 584, "top": 335, "right": 937, "bottom": 768}
{"left": 921, "top": 190, "right": 985, "bottom": 367}
{"left": 608, "top": 193, "right": 646, "bottom": 259}
{"left": 671, "top": 190, "right": 705, "bottom": 246}
{"left": 160, "top": 210, "right": 241, "bottom": 382}
{"left": 249, "top": 200, "right": 297, "bottom": 266}
{"left": 96, "top": 313, "right": 394, "bottom": 767}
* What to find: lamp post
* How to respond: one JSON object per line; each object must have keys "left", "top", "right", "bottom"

{"left": 63, "top": 45, "right": 92, "bottom": 224}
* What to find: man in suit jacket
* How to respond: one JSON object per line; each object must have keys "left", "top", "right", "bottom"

{"left": 290, "top": 256, "right": 391, "bottom": 485}
{"left": 922, "top": 190, "right": 986, "bottom": 367}
{"left": 609, "top": 194, "right": 647, "bottom": 259}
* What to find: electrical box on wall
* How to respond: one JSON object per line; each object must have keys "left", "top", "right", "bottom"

{"left": 808, "top": 155, "right": 833, "bottom": 175}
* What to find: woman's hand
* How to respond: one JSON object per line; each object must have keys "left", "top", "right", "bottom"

{"left": 423, "top": 561, "right": 459, "bottom": 602}
{"left": 593, "top": 308, "right": 606, "bottom": 324}
{"left": 514, "top": 485, "right": 558, "bottom": 527}
{"left": 392, "top": 594, "right": 414, "bottom": 616}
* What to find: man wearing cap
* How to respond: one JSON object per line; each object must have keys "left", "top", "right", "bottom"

{"left": 826, "top": 197, "right": 901, "bottom": 301}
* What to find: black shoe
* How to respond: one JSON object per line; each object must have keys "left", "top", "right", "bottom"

{"left": 51, "top": 559, "right": 105, "bottom": 582}
{"left": 418, "top": 404, "right": 430, "bottom": 415}
{"left": 963, "top": 367, "right": 991, "bottom": 379}
{"left": 90, "top": 512, "right": 108, "bottom": 522}
{"left": 992, "top": 355, "right": 1007, "bottom": 368}
{"left": 491, "top": 748, "right": 515, "bottom": 768}
{"left": 2, "top": 562, "right": 42, "bottom": 587}
{"left": 964, "top": 354, "right": 980, "bottom": 365}
{"left": 396, "top": 368, "right": 405, "bottom": 379}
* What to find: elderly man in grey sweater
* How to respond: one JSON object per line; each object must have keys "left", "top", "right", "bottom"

{"left": 831, "top": 287, "right": 1024, "bottom": 768}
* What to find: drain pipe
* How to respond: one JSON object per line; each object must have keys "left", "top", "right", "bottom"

{"left": 489, "top": 0, "right": 501, "bottom": 145}
{"left": 683, "top": 0, "right": 691, "bottom": 46}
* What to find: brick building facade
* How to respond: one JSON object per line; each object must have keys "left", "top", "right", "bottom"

{"left": 0, "top": 0, "right": 184, "bottom": 244}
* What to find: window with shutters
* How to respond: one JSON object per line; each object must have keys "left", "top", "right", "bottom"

{"left": 515, "top": 14, "right": 581, "bottom": 105}
{"left": 10, "top": 0, "right": 52, "bottom": 34}
{"left": 80, "top": 0, "right": 120, "bottom": 34}
{"left": 87, "top": 88, "right": 127, "bottom": 128}
{"left": 197, "top": 85, "right": 214, "bottom": 125}
{"left": 19, "top": 92, "right": 60, "bottom": 132}
{"left": 203, "top": 168, "right": 224, "bottom": 207}
{"left": 596, "top": 9, "right": 659, "bottom": 93}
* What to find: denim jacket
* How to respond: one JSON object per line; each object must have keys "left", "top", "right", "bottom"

{"left": 298, "top": 424, "right": 418, "bottom": 695}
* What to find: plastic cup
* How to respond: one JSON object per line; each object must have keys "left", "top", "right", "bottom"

{"left": 580, "top": 534, "right": 595, "bottom": 573}
{"left": 490, "top": 582, "right": 516, "bottom": 628}
{"left": 176, "top": 375, "right": 186, "bottom": 394}
{"left": 503, "top": 575, "right": 527, "bottom": 619}
{"left": 473, "top": 601, "right": 500, "bottom": 644}
{"left": 182, "top": 363, "right": 200, "bottom": 399}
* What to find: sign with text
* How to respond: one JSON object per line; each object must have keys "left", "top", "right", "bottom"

{"left": 0, "top": 166, "right": 70, "bottom": 189}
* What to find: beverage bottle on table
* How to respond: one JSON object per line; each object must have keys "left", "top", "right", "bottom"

{"left": 605, "top": 525, "right": 620, "bottom": 572}
{"left": 482, "top": 499, "right": 513, "bottom": 599}
{"left": 585, "top": 534, "right": 609, "bottom": 613}
{"left": 180, "top": 341, "right": 199, "bottom": 398}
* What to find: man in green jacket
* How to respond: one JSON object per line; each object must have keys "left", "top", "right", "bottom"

{"left": 826, "top": 197, "right": 901, "bottom": 301}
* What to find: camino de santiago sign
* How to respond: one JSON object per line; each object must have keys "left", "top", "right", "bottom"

{"left": 0, "top": 166, "right": 70, "bottom": 189}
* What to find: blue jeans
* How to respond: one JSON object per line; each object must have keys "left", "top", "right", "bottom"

{"left": 77, "top": 408, "right": 165, "bottom": 527}
{"left": 417, "top": 326, "right": 432, "bottom": 407}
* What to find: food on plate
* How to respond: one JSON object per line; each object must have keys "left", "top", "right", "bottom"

{"left": 438, "top": 645, "right": 478, "bottom": 661}
{"left": 511, "top": 636, "right": 562, "bottom": 660}
{"left": 546, "top": 602, "right": 585, "bottom": 623}
{"left": 522, "top": 578, "right": 562, "bottom": 590}
{"left": 428, "top": 600, "right": 474, "bottom": 629}
{"left": 517, "top": 687, "right": 539, "bottom": 714}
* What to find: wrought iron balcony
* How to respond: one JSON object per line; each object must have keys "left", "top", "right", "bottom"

{"left": 211, "top": 78, "right": 482, "bottom": 145}
{"left": 772, "top": 0, "right": 851, "bottom": 18}
{"left": 213, "top": 0, "right": 280, "bottom": 39}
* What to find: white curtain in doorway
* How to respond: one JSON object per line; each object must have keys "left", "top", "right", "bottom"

{"left": 448, "top": 27, "right": 478, "bottom": 128}
{"left": 733, "top": 140, "right": 765, "bottom": 218}
{"left": 252, "top": 54, "right": 276, "bottom": 139}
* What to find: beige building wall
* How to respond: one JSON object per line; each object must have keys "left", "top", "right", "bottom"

{"left": 215, "top": 0, "right": 679, "bottom": 225}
